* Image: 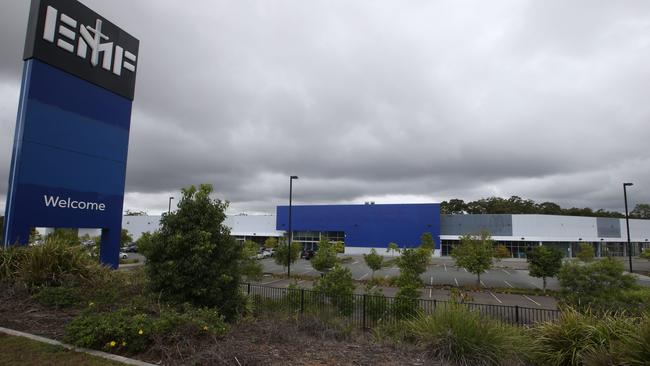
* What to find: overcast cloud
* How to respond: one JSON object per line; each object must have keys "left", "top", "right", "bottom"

{"left": 1, "top": 0, "right": 649, "bottom": 215}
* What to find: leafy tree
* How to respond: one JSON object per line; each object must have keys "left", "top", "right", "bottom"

{"left": 493, "top": 244, "right": 510, "bottom": 262}
{"left": 140, "top": 184, "right": 245, "bottom": 321}
{"left": 313, "top": 264, "right": 355, "bottom": 315}
{"left": 536, "top": 201, "right": 563, "bottom": 215}
{"left": 526, "top": 246, "right": 563, "bottom": 293}
{"left": 630, "top": 203, "right": 650, "bottom": 219}
{"left": 557, "top": 257, "right": 637, "bottom": 312}
{"left": 363, "top": 248, "right": 383, "bottom": 278}
{"left": 440, "top": 199, "right": 466, "bottom": 214}
{"left": 441, "top": 195, "right": 624, "bottom": 218}
{"left": 451, "top": 232, "right": 493, "bottom": 285}
{"left": 420, "top": 232, "right": 435, "bottom": 251}
{"left": 0, "top": 216, "right": 4, "bottom": 243}
{"left": 397, "top": 247, "right": 429, "bottom": 287}
{"left": 386, "top": 242, "right": 400, "bottom": 257}
{"left": 240, "top": 240, "right": 262, "bottom": 280}
{"left": 311, "top": 238, "right": 338, "bottom": 273}
{"left": 576, "top": 242, "right": 595, "bottom": 263}
{"left": 120, "top": 229, "right": 133, "bottom": 246}
{"left": 274, "top": 239, "right": 301, "bottom": 270}
{"left": 332, "top": 241, "right": 345, "bottom": 253}
{"left": 263, "top": 237, "right": 278, "bottom": 249}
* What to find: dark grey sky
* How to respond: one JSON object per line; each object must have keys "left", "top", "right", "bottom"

{"left": 1, "top": 0, "right": 649, "bottom": 215}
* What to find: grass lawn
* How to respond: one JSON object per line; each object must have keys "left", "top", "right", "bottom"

{"left": 0, "top": 334, "right": 125, "bottom": 366}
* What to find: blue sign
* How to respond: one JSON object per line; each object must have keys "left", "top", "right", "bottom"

{"left": 3, "top": 0, "right": 139, "bottom": 268}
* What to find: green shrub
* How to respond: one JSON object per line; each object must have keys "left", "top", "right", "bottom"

{"left": 33, "top": 286, "right": 82, "bottom": 308}
{"left": 407, "top": 305, "right": 531, "bottom": 366}
{"left": 66, "top": 308, "right": 155, "bottom": 353}
{"left": 240, "top": 240, "right": 262, "bottom": 281}
{"left": 557, "top": 257, "right": 638, "bottom": 313}
{"left": 531, "top": 308, "right": 637, "bottom": 366}
{"left": 576, "top": 243, "right": 595, "bottom": 263}
{"left": 392, "top": 284, "right": 420, "bottom": 319}
{"left": 65, "top": 305, "right": 228, "bottom": 354}
{"left": 141, "top": 184, "right": 246, "bottom": 321}
{"left": 364, "top": 286, "right": 389, "bottom": 322}
{"left": 21, "top": 237, "right": 92, "bottom": 287}
{"left": 313, "top": 264, "right": 355, "bottom": 315}
{"left": 311, "top": 238, "right": 338, "bottom": 273}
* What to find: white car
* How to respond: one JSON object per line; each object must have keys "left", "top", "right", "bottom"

{"left": 119, "top": 252, "right": 128, "bottom": 259}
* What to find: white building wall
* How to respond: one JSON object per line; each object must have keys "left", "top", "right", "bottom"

{"left": 511, "top": 215, "right": 598, "bottom": 241}
{"left": 121, "top": 214, "right": 284, "bottom": 241}
{"left": 621, "top": 218, "right": 650, "bottom": 242}
{"left": 122, "top": 216, "right": 161, "bottom": 240}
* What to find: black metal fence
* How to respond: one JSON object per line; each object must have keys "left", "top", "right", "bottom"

{"left": 241, "top": 283, "right": 560, "bottom": 329}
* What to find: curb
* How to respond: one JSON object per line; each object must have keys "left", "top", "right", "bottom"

{"left": 0, "top": 327, "right": 157, "bottom": 366}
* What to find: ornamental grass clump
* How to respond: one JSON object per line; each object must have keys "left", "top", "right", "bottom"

{"left": 21, "top": 236, "right": 93, "bottom": 287}
{"left": 406, "top": 305, "right": 531, "bottom": 366}
{"left": 530, "top": 307, "right": 638, "bottom": 366}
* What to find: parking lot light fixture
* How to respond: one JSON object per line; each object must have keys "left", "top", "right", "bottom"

{"left": 168, "top": 196, "right": 174, "bottom": 214}
{"left": 623, "top": 182, "right": 633, "bottom": 273}
{"left": 288, "top": 176, "right": 299, "bottom": 278}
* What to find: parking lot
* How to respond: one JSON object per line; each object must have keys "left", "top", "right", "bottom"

{"left": 258, "top": 256, "right": 561, "bottom": 309}
{"left": 257, "top": 255, "right": 650, "bottom": 309}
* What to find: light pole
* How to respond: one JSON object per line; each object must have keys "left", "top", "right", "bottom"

{"left": 623, "top": 183, "right": 633, "bottom": 273}
{"left": 168, "top": 196, "right": 174, "bottom": 214}
{"left": 288, "top": 175, "right": 298, "bottom": 278}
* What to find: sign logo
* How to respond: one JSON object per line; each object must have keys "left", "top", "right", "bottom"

{"left": 23, "top": 0, "right": 140, "bottom": 100}
{"left": 42, "top": 5, "right": 137, "bottom": 76}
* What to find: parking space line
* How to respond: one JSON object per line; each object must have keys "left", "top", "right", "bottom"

{"left": 444, "top": 263, "right": 447, "bottom": 272}
{"left": 523, "top": 295, "right": 541, "bottom": 306}
{"left": 429, "top": 288, "right": 432, "bottom": 298}
{"left": 502, "top": 269, "right": 512, "bottom": 275}
{"left": 430, "top": 276, "right": 433, "bottom": 285}
{"left": 463, "top": 268, "right": 468, "bottom": 273}
{"left": 359, "top": 272, "right": 370, "bottom": 280}
{"left": 352, "top": 261, "right": 358, "bottom": 264}
{"left": 489, "top": 291, "right": 503, "bottom": 304}
{"left": 454, "top": 278, "right": 459, "bottom": 287}
{"left": 384, "top": 274, "right": 389, "bottom": 279}
{"left": 480, "top": 280, "right": 486, "bottom": 288}
{"left": 504, "top": 280, "right": 514, "bottom": 288}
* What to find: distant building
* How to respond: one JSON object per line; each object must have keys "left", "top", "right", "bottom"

{"left": 87, "top": 203, "right": 650, "bottom": 258}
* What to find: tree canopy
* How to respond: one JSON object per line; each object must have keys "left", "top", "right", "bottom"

{"left": 451, "top": 231, "right": 494, "bottom": 285}
{"left": 140, "top": 184, "right": 245, "bottom": 320}
{"left": 440, "top": 195, "right": 626, "bottom": 218}
{"left": 527, "top": 246, "right": 563, "bottom": 293}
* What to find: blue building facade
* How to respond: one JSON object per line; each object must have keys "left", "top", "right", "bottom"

{"left": 276, "top": 203, "right": 440, "bottom": 251}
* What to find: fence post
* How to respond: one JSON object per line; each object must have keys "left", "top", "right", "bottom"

{"left": 362, "top": 294, "right": 367, "bottom": 330}
{"left": 300, "top": 288, "right": 305, "bottom": 314}
{"left": 515, "top": 305, "right": 519, "bottom": 325}
{"left": 247, "top": 283, "right": 251, "bottom": 295}
{"left": 433, "top": 299, "right": 436, "bottom": 311}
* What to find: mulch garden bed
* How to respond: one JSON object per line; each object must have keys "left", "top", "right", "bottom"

{"left": 0, "top": 285, "right": 438, "bottom": 365}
